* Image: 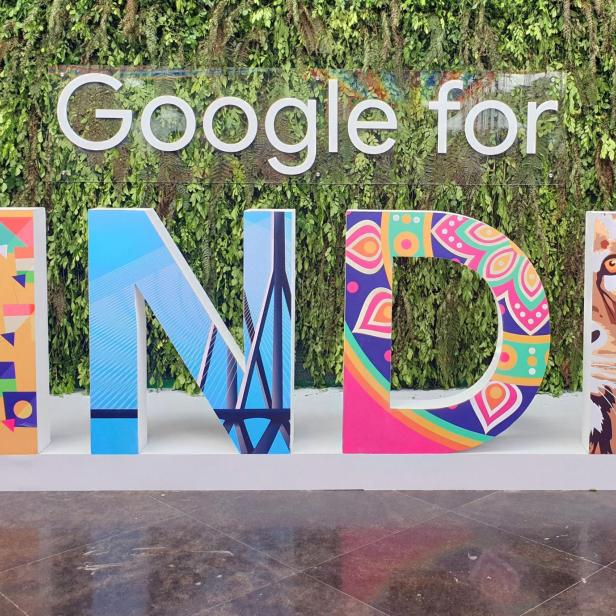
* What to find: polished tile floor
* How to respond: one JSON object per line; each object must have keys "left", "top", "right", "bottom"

{"left": 0, "top": 491, "right": 615, "bottom": 615}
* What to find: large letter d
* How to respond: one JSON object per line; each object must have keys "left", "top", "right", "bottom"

{"left": 343, "top": 210, "right": 550, "bottom": 453}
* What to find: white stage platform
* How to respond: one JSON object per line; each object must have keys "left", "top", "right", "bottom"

{"left": 1, "top": 389, "right": 615, "bottom": 490}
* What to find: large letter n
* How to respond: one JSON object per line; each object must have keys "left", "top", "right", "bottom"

{"left": 89, "top": 208, "right": 294, "bottom": 454}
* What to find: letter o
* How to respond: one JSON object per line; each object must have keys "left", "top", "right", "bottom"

{"left": 141, "top": 96, "right": 196, "bottom": 152}
{"left": 464, "top": 100, "right": 518, "bottom": 156}
{"left": 203, "top": 97, "right": 258, "bottom": 153}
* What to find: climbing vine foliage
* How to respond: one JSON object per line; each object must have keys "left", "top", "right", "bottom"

{"left": 0, "top": 0, "right": 614, "bottom": 394}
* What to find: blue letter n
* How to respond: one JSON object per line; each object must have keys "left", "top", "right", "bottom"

{"left": 88, "top": 208, "right": 294, "bottom": 455}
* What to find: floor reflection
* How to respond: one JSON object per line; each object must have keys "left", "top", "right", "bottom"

{"left": 0, "top": 491, "right": 614, "bottom": 615}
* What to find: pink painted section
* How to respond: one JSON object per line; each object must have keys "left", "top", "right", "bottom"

{"left": 3, "top": 304, "right": 34, "bottom": 316}
{"left": 2, "top": 419, "right": 15, "bottom": 432}
{"left": 342, "top": 367, "right": 452, "bottom": 454}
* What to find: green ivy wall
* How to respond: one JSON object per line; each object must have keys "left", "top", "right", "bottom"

{"left": 0, "top": 0, "right": 614, "bottom": 394}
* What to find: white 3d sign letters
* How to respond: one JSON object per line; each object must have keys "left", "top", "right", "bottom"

{"left": 203, "top": 97, "right": 258, "bottom": 153}
{"left": 264, "top": 97, "right": 317, "bottom": 175}
{"left": 56, "top": 74, "right": 559, "bottom": 173}
{"left": 464, "top": 100, "right": 518, "bottom": 156}
{"left": 428, "top": 79, "right": 463, "bottom": 154}
{"left": 428, "top": 80, "right": 559, "bottom": 156}
{"left": 141, "top": 95, "right": 196, "bottom": 152}
{"left": 347, "top": 99, "right": 397, "bottom": 155}
{"left": 57, "top": 73, "right": 133, "bottom": 151}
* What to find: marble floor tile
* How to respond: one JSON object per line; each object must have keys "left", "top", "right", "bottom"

{"left": 307, "top": 512, "right": 599, "bottom": 616}
{"left": 0, "top": 593, "right": 26, "bottom": 616}
{"left": 457, "top": 491, "right": 616, "bottom": 565}
{"left": 154, "top": 491, "right": 443, "bottom": 569}
{"left": 203, "top": 573, "right": 385, "bottom": 615}
{"left": 0, "top": 491, "right": 178, "bottom": 572}
{"left": 527, "top": 567, "right": 616, "bottom": 615}
{"left": 400, "top": 491, "right": 494, "bottom": 509}
{"left": 0, "top": 515, "right": 294, "bottom": 616}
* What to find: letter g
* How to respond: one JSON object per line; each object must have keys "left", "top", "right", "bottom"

{"left": 57, "top": 73, "right": 132, "bottom": 151}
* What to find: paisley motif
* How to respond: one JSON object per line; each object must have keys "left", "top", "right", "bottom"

{"left": 346, "top": 220, "right": 383, "bottom": 274}
{"left": 467, "top": 221, "right": 507, "bottom": 246}
{"left": 352, "top": 287, "right": 392, "bottom": 339}
{"left": 483, "top": 246, "right": 518, "bottom": 281}
{"left": 471, "top": 382, "right": 523, "bottom": 433}
{"left": 520, "top": 259, "right": 542, "bottom": 300}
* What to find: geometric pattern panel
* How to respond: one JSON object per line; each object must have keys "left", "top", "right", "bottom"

{"left": 88, "top": 208, "right": 294, "bottom": 455}
{"left": 344, "top": 210, "right": 550, "bottom": 453}
{"left": 584, "top": 212, "right": 616, "bottom": 454}
{"left": 214, "top": 210, "right": 294, "bottom": 454}
{"left": 0, "top": 209, "right": 45, "bottom": 454}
